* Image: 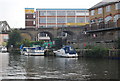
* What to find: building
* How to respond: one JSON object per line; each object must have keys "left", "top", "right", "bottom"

{"left": 0, "top": 21, "right": 10, "bottom": 46}
{"left": 25, "top": 8, "right": 36, "bottom": 28}
{"left": 0, "top": 34, "right": 9, "bottom": 46}
{"left": 25, "top": 8, "right": 89, "bottom": 28}
{"left": 89, "top": 0, "right": 120, "bottom": 27}
{"left": 78, "top": 0, "right": 120, "bottom": 49}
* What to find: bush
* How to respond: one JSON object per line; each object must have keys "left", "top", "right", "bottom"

{"left": 85, "top": 46, "right": 108, "bottom": 58}
{"left": 84, "top": 45, "right": 94, "bottom": 49}
{"left": 116, "top": 38, "right": 120, "bottom": 49}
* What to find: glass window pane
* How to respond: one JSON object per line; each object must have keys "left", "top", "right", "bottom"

{"left": 98, "top": 8, "right": 103, "bottom": 14}
{"left": 67, "top": 11, "right": 75, "bottom": 16}
{"left": 57, "top": 17, "right": 66, "bottom": 23}
{"left": 76, "top": 11, "right": 86, "bottom": 16}
{"left": 57, "top": 11, "right": 66, "bottom": 16}
{"left": 40, "top": 17, "right": 46, "bottom": 23}
{"left": 67, "top": 17, "right": 75, "bottom": 23}
{"left": 76, "top": 17, "right": 85, "bottom": 23}
{"left": 47, "top": 11, "right": 56, "bottom": 16}
{"left": 40, "top": 11, "right": 46, "bottom": 16}
{"left": 47, "top": 25, "right": 56, "bottom": 27}
{"left": 47, "top": 17, "right": 56, "bottom": 23}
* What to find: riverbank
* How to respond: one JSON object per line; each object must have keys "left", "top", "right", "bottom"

{"left": 8, "top": 47, "right": 120, "bottom": 59}
{"left": 44, "top": 49, "right": 120, "bottom": 59}
{"left": 76, "top": 49, "right": 120, "bottom": 59}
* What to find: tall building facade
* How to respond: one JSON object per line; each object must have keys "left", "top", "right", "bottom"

{"left": 78, "top": 0, "right": 120, "bottom": 49}
{"left": 25, "top": 8, "right": 89, "bottom": 28}
{"left": 89, "top": 0, "right": 120, "bottom": 27}
{"left": 25, "top": 8, "right": 36, "bottom": 28}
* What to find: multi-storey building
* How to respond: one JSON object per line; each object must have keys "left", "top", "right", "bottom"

{"left": 78, "top": 0, "right": 120, "bottom": 49}
{"left": 25, "top": 8, "right": 89, "bottom": 28}
{"left": 89, "top": 0, "right": 120, "bottom": 27}
{"left": 25, "top": 8, "right": 36, "bottom": 28}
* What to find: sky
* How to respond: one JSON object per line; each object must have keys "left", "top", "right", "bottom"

{"left": 0, "top": 0, "right": 102, "bottom": 28}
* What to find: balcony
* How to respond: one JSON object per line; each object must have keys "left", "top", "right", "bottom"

{"left": 86, "top": 21, "right": 120, "bottom": 33}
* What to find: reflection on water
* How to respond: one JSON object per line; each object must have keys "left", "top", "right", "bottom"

{"left": 0, "top": 53, "right": 119, "bottom": 80}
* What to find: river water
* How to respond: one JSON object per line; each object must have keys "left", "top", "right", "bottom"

{"left": 0, "top": 52, "right": 120, "bottom": 80}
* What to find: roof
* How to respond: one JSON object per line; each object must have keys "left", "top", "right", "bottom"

{"left": 89, "top": 0, "right": 120, "bottom": 10}
{"left": 25, "top": 8, "right": 34, "bottom": 10}
{"left": 36, "top": 8, "right": 88, "bottom": 11}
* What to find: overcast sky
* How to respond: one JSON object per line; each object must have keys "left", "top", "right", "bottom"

{"left": 0, "top": 0, "right": 102, "bottom": 28}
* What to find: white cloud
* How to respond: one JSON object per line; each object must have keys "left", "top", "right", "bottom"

{"left": 0, "top": 0, "right": 102, "bottom": 28}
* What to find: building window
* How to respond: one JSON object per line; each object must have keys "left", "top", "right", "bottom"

{"left": 40, "top": 17, "right": 46, "bottom": 23}
{"left": 47, "top": 25, "right": 56, "bottom": 27}
{"left": 98, "top": 18, "right": 103, "bottom": 23}
{"left": 76, "top": 11, "right": 87, "bottom": 16}
{"left": 57, "top": 11, "right": 66, "bottom": 16}
{"left": 57, "top": 17, "right": 66, "bottom": 23}
{"left": 40, "top": 11, "right": 46, "bottom": 16}
{"left": 67, "top": 17, "right": 75, "bottom": 23}
{"left": 90, "top": 20, "right": 95, "bottom": 24}
{"left": 47, "top": 11, "right": 56, "bottom": 16}
{"left": 114, "top": 14, "right": 120, "bottom": 22}
{"left": 47, "top": 17, "right": 56, "bottom": 23}
{"left": 39, "top": 25, "right": 46, "bottom": 28}
{"left": 106, "top": 5, "right": 111, "bottom": 12}
{"left": 105, "top": 16, "right": 112, "bottom": 22}
{"left": 76, "top": 17, "right": 85, "bottom": 23}
{"left": 115, "top": 2, "right": 120, "bottom": 10}
{"left": 33, "top": 21, "right": 35, "bottom": 25}
{"left": 98, "top": 8, "right": 103, "bottom": 14}
{"left": 33, "top": 14, "right": 35, "bottom": 18}
{"left": 91, "top": 10, "right": 95, "bottom": 16}
{"left": 67, "top": 11, "right": 75, "bottom": 16}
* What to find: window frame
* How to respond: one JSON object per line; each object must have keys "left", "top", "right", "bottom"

{"left": 106, "top": 5, "right": 111, "bottom": 12}
{"left": 91, "top": 10, "right": 95, "bottom": 16}
{"left": 98, "top": 8, "right": 103, "bottom": 14}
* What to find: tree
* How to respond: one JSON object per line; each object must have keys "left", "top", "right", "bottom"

{"left": 7, "top": 29, "right": 22, "bottom": 48}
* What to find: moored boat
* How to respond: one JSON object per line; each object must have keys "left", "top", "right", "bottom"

{"left": 0, "top": 46, "right": 7, "bottom": 53}
{"left": 21, "top": 47, "right": 45, "bottom": 56}
{"left": 53, "top": 46, "right": 78, "bottom": 58}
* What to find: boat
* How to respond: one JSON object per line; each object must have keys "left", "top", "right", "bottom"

{"left": 53, "top": 46, "right": 78, "bottom": 58}
{"left": 20, "top": 47, "right": 29, "bottom": 55}
{"left": 0, "top": 46, "right": 7, "bottom": 53}
{"left": 21, "top": 47, "right": 45, "bottom": 56}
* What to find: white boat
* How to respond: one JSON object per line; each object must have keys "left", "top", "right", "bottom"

{"left": 20, "top": 47, "right": 28, "bottom": 55}
{"left": 53, "top": 46, "right": 78, "bottom": 58}
{"left": 21, "top": 47, "right": 45, "bottom": 56}
{"left": 0, "top": 46, "right": 7, "bottom": 52}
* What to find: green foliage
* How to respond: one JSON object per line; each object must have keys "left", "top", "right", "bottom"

{"left": 116, "top": 38, "right": 120, "bottom": 49}
{"left": 21, "top": 40, "right": 44, "bottom": 47}
{"left": 84, "top": 45, "right": 94, "bottom": 49}
{"left": 85, "top": 46, "right": 108, "bottom": 58}
{"left": 7, "top": 30, "right": 22, "bottom": 48}
{"left": 30, "top": 40, "right": 44, "bottom": 46}
{"left": 22, "top": 39, "right": 31, "bottom": 47}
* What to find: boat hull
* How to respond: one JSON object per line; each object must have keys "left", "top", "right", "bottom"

{"left": 54, "top": 51, "right": 78, "bottom": 58}
{"left": 24, "top": 52, "right": 44, "bottom": 56}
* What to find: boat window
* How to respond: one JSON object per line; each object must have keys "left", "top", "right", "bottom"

{"left": 69, "top": 47, "right": 74, "bottom": 51}
{"left": 23, "top": 48, "right": 27, "bottom": 51}
{"left": 65, "top": 47, "right": 69, "bottom": 53}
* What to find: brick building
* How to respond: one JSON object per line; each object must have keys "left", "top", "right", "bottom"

{"left": 89, "top": 0, "right": 120, "bottom": 27}
{"left": 79, "top": 0, "right": 120, "bottom": 49}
